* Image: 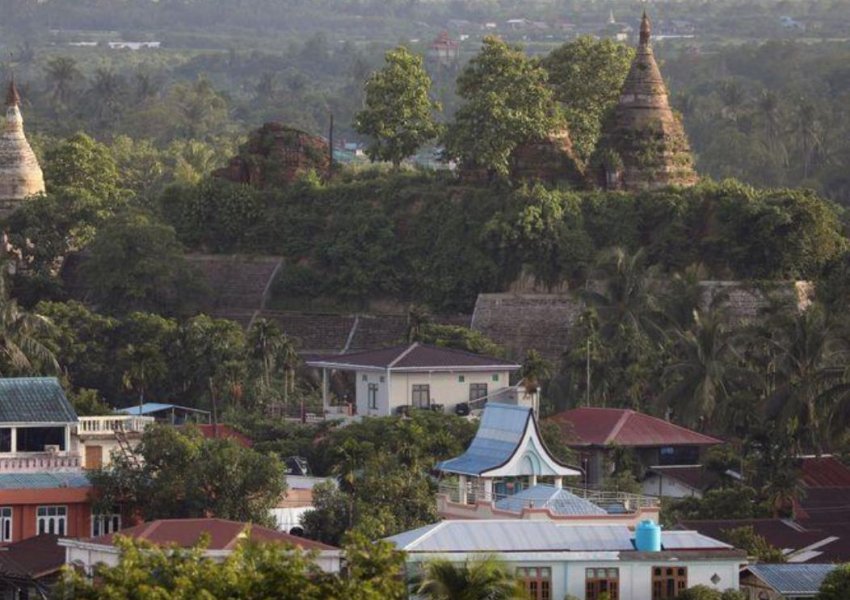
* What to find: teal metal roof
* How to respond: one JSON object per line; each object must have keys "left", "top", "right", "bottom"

{"left": 437, "top": 403, "right": 531, "bottom": 476}
{"left": 0, "top": 378, "right": 77, "bottom": 423}
{"left": 117, "top": 403, "right": 210, "bottom": 416}
{"left": 0, "top": 472, "right": 91, "bottom": 490}
{"left": 746, "top": 564, "right": 837, "bottom": 595}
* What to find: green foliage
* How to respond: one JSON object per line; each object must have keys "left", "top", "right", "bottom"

{"left": 444, "top": 36, "right": 560, "bottom": 177}
{"left": 414, "top": 323, "right": 505, "bottom": 357}
{"left": 721, "top": 526, "right": 785, "bottom": 563}
{"left": 43, "top": 133, "right": 125, "bottom": 203}
{"left": 89, "top": 424, "right": 285, "bottom": 525}
{"left": 541, "top": 36, "right": 635, "bottom": 162}
{"left": 664, "top": 487, "right": 769, "bottom": 524}
{"left": 355, "top": 47, "right": 440, "bottom": 167}
{"left": 79, "top": 211, "right": 208, "bottom": 316}
{"left": 412, "top": 555, "right": 528, "bottom": 600}
{"left": 677, "top": 587, "right": 747, "bottom": 600}
{"left": 817, "top": 564, "right": 850, "bottom": 600}
{"left": 53, "top": 533, "right": 406, "bottom": 600}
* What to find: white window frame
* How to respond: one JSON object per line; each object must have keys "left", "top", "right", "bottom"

{"left": 0, "top": 507, "right": 12, "bottom": 542}
{"left": 92, "top": 512, "right": 122, "bottom": 537}
{"left": 36, "top": 505, "right": 67, "bottom": 536}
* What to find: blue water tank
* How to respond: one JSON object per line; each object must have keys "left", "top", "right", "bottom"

{"left": 634, "top": 519, "right": 662, "bottom": 552}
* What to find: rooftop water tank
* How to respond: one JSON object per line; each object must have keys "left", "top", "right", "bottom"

{"left": 634, "top": 519, "right": 662, "bottom": 552}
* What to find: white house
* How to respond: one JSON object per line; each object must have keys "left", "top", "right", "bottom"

{"left": 305, "top": 342, "right": 520, "bottom": 417}
{"left": 388, "top": 520, "right": 746, "bottom": 600}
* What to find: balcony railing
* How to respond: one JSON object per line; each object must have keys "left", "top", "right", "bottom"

{"left": 437, "top": 479, "right": 659, "bottom": 514}
{"left": 0, "top": 453, "right": 82, "bottom": 472}
{"left": 77, "top": 416, "right": 155, "bottom": 436}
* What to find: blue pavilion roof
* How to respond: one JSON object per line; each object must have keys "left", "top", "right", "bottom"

{"left": 437, "top": 403, "right": 531, "bottom": 476}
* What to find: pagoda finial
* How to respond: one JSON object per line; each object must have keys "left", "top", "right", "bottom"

{"left": 6, "top": 75, "right": 20, "bottom": 108}
{"left": 640, "top": 11, "right": 651, "bottom": 46}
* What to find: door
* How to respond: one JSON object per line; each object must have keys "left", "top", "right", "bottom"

{"left": 85, "top": 445, "right": 103, "bottom": 469}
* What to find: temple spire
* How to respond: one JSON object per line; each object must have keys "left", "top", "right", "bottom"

{"left": 640, "top": 11, "right": 651, "bottom": 46}
{"left": 6, "top": 77, "right": 20, "bottom": 108}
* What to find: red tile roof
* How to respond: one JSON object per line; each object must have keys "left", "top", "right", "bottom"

{"left": 86, "top": 518, "right": 337, "bottom": 551}
{"left": 305, "top": 342, "right": 520, "bottom": 372}
{"left": 800, "top": 456, "right": 850, "bottom": 488}
{"left": 193, "top": 424, "right": 253, "bottom": 448}
{"left": 547, "top": 408, "right": 722, "bottom": 448}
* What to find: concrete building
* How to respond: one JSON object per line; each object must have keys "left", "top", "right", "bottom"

{"left": 306, "top": 342, "right": 520, "bottom": 417}
{"left": 0, "top": 79, "right": 45, "bottom": 216}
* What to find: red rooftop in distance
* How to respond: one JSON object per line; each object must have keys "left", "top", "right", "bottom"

{"left": 59, "top": 518, "right": 342, "bottom": 574}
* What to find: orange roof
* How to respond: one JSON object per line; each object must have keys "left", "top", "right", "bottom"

{"left": 547, "top": 408, "right": 721, "bottom": 448}
{"left": 86, "top": 518, "right": 336, "bottom": 551}
{"left": 194, "top": 424, "right": 253, "bottom": 448}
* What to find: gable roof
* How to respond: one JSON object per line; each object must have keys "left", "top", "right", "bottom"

{"left": 116, "top": 403, "right": 210, "bottom": 417}
{"left": 647, "top": 466, "right": 720, "bottom": 492}
{"left": 744, "top": 563, "right": 837, "bottom": 595}
{"left": 0, "top": 378, "right": 77, "bottom": 424}
{"left": 547, "top": 408, "right": 721, "bottom": 448}
{"left": 85, "top": 518, "right": 337, "bottom": 552}
{"left": 304, "top": 342, "right": 520, "bottom": 373}
{"left": 436, "top": 403, "right": 580, "bottom": 478}
{"left": 386, "top": 520, "right": 732, "bottom": 554}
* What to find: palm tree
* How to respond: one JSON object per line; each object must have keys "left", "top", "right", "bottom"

{"left": 246, "top": 318, "right": 287, "bottom": 389}
{"left": 520, "top": 349, "right": 552, "bottom": 395}
{"left": 407, "top": 304, "right": 431, "bottom": 343}
{"left": 0, "top": 266, "right": 58, "bottom": 376}
{"left": 790, "top": 101, "right": 822, "bottom": 179}
{"left": 89, "top": 68, "right": 126, "bottom": 122}
{"left": 764, "top": 305, "right": 850, "bottom": 452}
{"left": 414, "top": 555, "right": 528, "bottom": 600}
{"left": 44, "top": 56, "right": 80, "bottom": 106}
{"left": 660, "top": 307, "right": 752, "bottom": 429}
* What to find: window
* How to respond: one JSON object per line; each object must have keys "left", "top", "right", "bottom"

{"left": 16, "top": 426, "right": 65, "bottom": 452}
{"left": 92, "top": 512, "right": 121, "bottom": 537}
{"left": 37, "top": 506, "right": 67, "bottom": 535}
{"left": 0, "top": 507, "right": 11, "bottom": 542}
{"left": 367, "top": 384, "right": 379, "bottom": 410}
{"left": 586, "top": 568, "right": 619, "bottom": 600}
{"left": 491, "top": 374, "right": 499, "bottom": 382}
{"left": 0, "top": 428, "right": 10, "bottom": 453}
{"left": 652, "top": 566, "right": 687, "bottom": 600}
{"left": 361, "top": 374, "right": 368, "bottom": 382}
{"left": 658, "top": 446, "right": 700, "bottom": 466}
{"left": 458, "top": 375, "right": 465, "bottom": 383}
{"left": 516, "top": 567, "right": 551, "bottom": 600}
{"left": 412, "top": 384, "right": 430, "bottom": 409}
{"left": 469, "top": 383, "right": 488, "bottom": 402}
{"left": 379, "top": 376, "right": 385, "bottom": 383}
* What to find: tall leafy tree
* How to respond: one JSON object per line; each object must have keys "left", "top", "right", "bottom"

{"left": 355, "top": 47, "right": 440, "bottom": 168}
{"left": 444, "top": 36, "right": 560, "bottom": 178}
{"left": 541, "top": 36, "right": 634, "bottom": 161}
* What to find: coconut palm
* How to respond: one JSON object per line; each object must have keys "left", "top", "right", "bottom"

{"left": 413, "top": 555, "right": 528, "bottom": 600}
{"left": 44, "top": 56, "right": 81, "bottom": 106}
{"left": 0, "top": 266, "right": 58, "bottom": 376}
{"left": 660, "top": 307, "right": 753, "bottom": 429}
{"left": 520, "top": 349, "right": 552, "bottom": 395}
{"left": 247, "top": 318, "right": 287, "bottom": 389}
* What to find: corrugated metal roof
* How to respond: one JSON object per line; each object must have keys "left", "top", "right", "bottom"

{"left": 305, "top": 342, "right": 520, "bottom": 371}
{"left": 494, "top": 485, "right": 607, "bottom": 516}
{"left": 437, "top": 404, "right": 530, "bottom": 476}
{"left": 547, "top": 408, "right": 721, "bottom": 447}
{"left": 0, "top": 378, "right": 77, "bottom": 423}
{"left": 661, "top": 531, "right": 732, "bottom": 550}
{"left": 0, "top": 472, "right": 90, "bottom": 490}
{"left": 800, "top": 456, "right": 850, "bottom": 488}
{"left": 746, "top": 563, "right": 837, "bottom": 594}
{"left": 116, "top": 403, "right": 209, "bottom": 416}
{"left": 387, "top": 521, "right": 635, "bottom": 553}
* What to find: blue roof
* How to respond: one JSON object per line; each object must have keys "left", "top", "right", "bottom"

{"left": 116, "top": 403, "right": 208, "bottom": 416}
{"left": 0, "top": 472, "right": 91, "bottom": 490}
{"left": 494, "top": 485, "right": 607, "bottom": 516}
{"left": 0, "top": 378, "right": 77, "bottom": 423}
{"left": 746, "top": 564, "right": 837, "bottom": 595}
{"left": 437, "top": 404, "right": 531, "bottom": 476}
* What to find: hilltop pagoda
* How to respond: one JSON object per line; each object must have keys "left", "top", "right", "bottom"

{"left": 0, "top": 79, "right": 45, "bottom": 216}
{"left": 594, "top": 13, "right": 698, "bottom": 191}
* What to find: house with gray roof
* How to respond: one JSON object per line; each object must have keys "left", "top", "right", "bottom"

{"left": 741, "top": 563, "right": 837, "bottom": 599}
{"left": 305, "top": 342, "right": 521, "bottom": 418}
{"left": 388, "top": 519, "right": 746, "bottom": 600}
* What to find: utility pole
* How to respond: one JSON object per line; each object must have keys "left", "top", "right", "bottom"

{"left": 328, "top": 112, "right": 334, "bottom": 178}
{"left": 585, "top": 338, "right": 591, "bottom": 407}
